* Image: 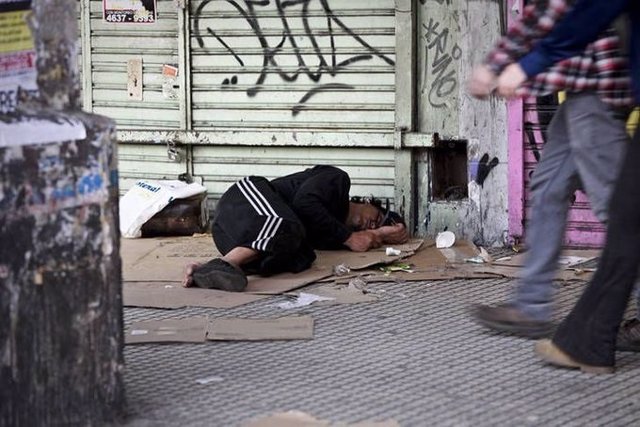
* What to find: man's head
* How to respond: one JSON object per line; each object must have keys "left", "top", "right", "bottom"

{"left": 346, "top": 196, "right": 405, "bottom": 231}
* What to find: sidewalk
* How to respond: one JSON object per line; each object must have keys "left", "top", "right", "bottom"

{"left": 122, "top": 246, "right": 640, "bottom": 426}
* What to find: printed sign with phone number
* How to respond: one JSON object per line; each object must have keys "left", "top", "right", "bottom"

{"left": 104, "top": 10, "right": 155, "bottom": 23}
{"left": 103, "top": 0, "right": 156, "bottom": 23}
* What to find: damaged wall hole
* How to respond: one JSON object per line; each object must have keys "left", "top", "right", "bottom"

{"left": 430, "top": 138, "right": 468, "bottom": 201}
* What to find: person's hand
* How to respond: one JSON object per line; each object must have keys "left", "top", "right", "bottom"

{"left": 496, "top": 63, "right": 527, "bottom": 99}
{"left": 344, "top": 230, "right": 382, "bottom": 252}
{"left": 467, "top": 64, "right": 497, "bottom": 99}
{"left": 376, "top": 223, "right": 410, "bottom": 245}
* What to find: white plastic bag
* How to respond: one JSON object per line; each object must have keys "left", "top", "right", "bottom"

{"left": 119, "top": 179, "right": 207, "bottom": 238}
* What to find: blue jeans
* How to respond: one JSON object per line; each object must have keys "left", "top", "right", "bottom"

{"left": 513, "top": 92, "right": 629, "bottom": 321}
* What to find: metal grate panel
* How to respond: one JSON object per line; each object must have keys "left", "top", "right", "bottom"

{"left": 123, "top": 278, "right": 640, "bottom": 426}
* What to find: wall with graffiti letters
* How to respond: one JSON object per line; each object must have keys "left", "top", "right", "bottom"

{"left": 80, "top": 0, "right": 513, "bottom": 245}
{"left": 189, "top": 0, "right": 397, "bottom": 131}
{"left": 416, "top": 0, "right": 509, "bottom": 246}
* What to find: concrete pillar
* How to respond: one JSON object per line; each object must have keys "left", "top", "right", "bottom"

{"left": 0, "top": 0, "right": 126, "bottom": 424}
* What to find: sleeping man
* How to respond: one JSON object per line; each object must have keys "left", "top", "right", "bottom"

{"left": 183, "top": 165, "right": 409, "bottom": 292}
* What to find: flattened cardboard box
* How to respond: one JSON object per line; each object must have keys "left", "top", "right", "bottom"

{"left": 122, "top": 235, "right": 219, "bottom": 282}
{"left": 123, "top": 281, "right": 267, "bottom": 309}
{"left": 126, "top": 315, "right": 314, "bottom": 344}
{"left": 207, "top": 316, "right": 314, "bottom": 341}
{"left": 290, "top": 283, "right": 379, "bottom": 305}
{"left": 121, "top": 237, "right": 426, "bottom": 309}
{"left": 244, "top": 410, "right": 400, "bottom": 427}
{"left": 125, "top": 317, "right": 208, "bottom": 344}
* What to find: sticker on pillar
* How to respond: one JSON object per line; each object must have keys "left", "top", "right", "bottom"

{"left": 0, "top": 0, "right": 38, "bottom": 114}
{"left": 127, "top": 58, "right": 143, "bottom": 101}
{"left": 103, "top": 0, "right": 156, "bottom": 23}
{"left": 162, "top": 64, "right": 178, "bottom": 100}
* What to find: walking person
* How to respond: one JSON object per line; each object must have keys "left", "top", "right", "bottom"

{"left": 493, "top": 0, "right": 640, "bottom": 372}
{"left": 467, "top": 0, "right": 634, "bottom": 338}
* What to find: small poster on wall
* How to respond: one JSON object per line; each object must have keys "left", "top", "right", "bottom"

{"left": 0, "top": 0, "right": 38, "bottom": 114}
{"left": 103, "top": 0, "right": 156, "bottom": 24}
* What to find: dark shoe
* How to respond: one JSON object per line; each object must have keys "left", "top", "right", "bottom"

{"left": 472, "top": 303, "right": 554, "bottom": 338}
{"left": 616, "top": 318, "right": 640, "bottom": 352}
{"left": 191, "top": 258, "right": 248, "bottom": 292}
{"left": 535, "top": 339, "right": 614, "bottom": 374}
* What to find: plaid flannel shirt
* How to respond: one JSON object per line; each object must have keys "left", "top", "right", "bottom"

{"left": 485, "top": 0, "right": 633, "bottom": 107}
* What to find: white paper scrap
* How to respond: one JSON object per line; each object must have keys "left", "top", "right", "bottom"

{"left": 195, "top": 376, "right": 224, "bottom": 385}
{"left": 277, "top": 292, "right": 335, "bottom": 309}
{"left": 558, "top": 256, "right": 593, "bottom": 266}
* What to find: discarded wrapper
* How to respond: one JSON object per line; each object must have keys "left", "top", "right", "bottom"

{"left": 333, "top": 263, "right": 351, "bottom": 276}
{"left": 436, "top": 231, "right": 456, "bottom": 248}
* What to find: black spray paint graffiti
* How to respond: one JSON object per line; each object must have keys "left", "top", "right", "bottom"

{"left": 524, "top": 94, "right": 556, "bottom": 176}
{"left": 193, "top": 0, "right": 394, "bottom": 115}
{"left": 423, "top": 17, "right": 462, "bottom": 108}
{"left": 524, "top": 95, "right": 577, "bottom": 204}
{"left": 474, "top": 153, "right": 499, "bottom": 186}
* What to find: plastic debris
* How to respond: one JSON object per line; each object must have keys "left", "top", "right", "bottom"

{"left": 478, "top": 247, "right": 493, "bottom": 263}
{"left": 332, "top": 263, "right": 351, "bottom": 276}
{"left": 195, "top": 376, "right": 224, "bottom": 385}
{"left": 348, "top": 276, "right": 369, "bottom": 291}
{"left": 379, "top": 262, "right": 414, "bottom": 275}
{"left": 558, "top": 255, "right": 594, "bottom": 266}
{"left": 277, "top": 292, "right": 335, "bottom": 309}
{"left": 385, "top": 247, "right": 401, "bottom": 256}
{"left": 436, "top": 231, "right": 456, "bottom": 248}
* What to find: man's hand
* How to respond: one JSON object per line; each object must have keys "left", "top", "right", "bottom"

{"left": 375, "top": 223, "right": 410, "bottom": 245}
{"left": 496, "top": 63, "right": 527, "bottom": 99}
{"left": 467, "top": 64, "right": 497, "bottom": 99}
{"left": 344, "top": 230, "right": 382, "bottom": 252}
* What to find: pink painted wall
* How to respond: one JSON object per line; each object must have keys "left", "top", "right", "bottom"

{"left": 505, "top": 0, "right": 604, "bottom": 248}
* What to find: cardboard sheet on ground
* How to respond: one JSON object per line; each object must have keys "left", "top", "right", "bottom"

{"left": 243, "top": 410, "right": 399, "bottom": 427}
{"left": 490, "top": 249, "right": 599, "bottom": 268}
{"left": 245, "top": 267, "right": 333, "bottom": 295}
{"left": 122, "top": 235, "right": 219, "bottom": 282}
{"left": 314, "top": 239, "right": 424, "bottom": 271}
{"left": 121, "top": 237, "right": 425, "bottom": 305}
{"left": 247, "top": 240, "right": 423, "bottom": 295}
{"left": 334, "top": 241, "right": 501, "bottom": 283}
{"left": 334, "top": 241, "right": 597, "bottom": 283}
{"left": 125, "top": 317, "right": 208, "bottom": 344}
{"left": 468, "top": 248, "right": 598, "bottom": 281}
{"left": 471, "top": 264, "right": 594, "bottom": 282}
{"left": 207, "top": 316, "right": 314, "bottom": 341}
{"left": 123, "top": 281, "right": 267, "bottom": 309}
{"left": 287, "top": 283, "right": 379, "bottom": 306}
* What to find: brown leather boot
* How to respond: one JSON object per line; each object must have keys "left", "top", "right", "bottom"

{"left": 472, "top": 303, "right": 554, "bottom": 338}
{"left": 534, "top": 339, "right": 614, "bottom": 374}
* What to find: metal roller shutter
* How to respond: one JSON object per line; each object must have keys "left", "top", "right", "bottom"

{"left": 82, "top": 0, "right": 182, "bottom": 130}
{"left": 189, "top": 0, "right": 395, "bottom": 132}
{"left": 79, "top": 0, "right": 398, "bottom": 210}
{"left": 191, "top": 146, "right": 396, "bottom": 209}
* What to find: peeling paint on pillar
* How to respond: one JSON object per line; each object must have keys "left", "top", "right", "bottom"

{"left": 0, "top": 112, "right": 126, "bottom": 425}
{"left": 1, "top": 0, "right": 125, "bottom": 421}
{"left": 27, "top": 0, "right": 81, "bottom": 109}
